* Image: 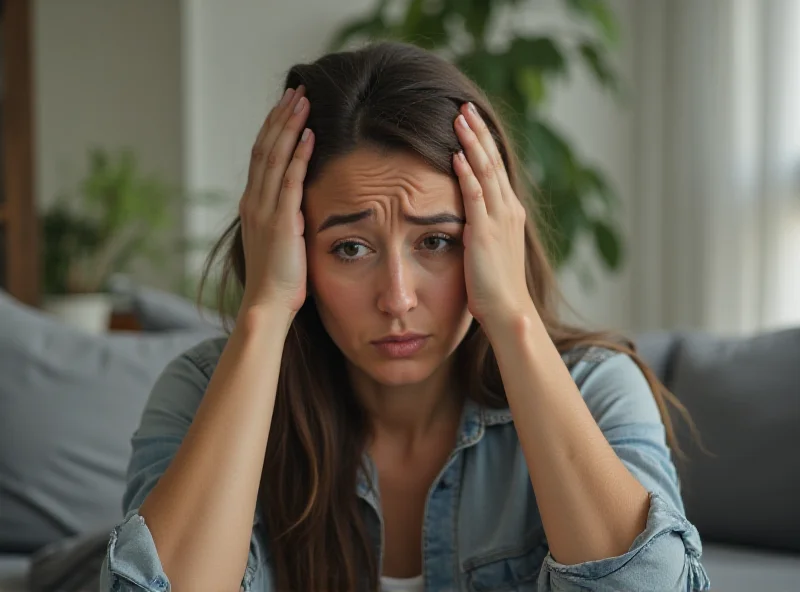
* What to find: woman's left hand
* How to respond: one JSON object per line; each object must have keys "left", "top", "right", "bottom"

{"left": 453, "top": 102, "right": 534, "bottom": 334}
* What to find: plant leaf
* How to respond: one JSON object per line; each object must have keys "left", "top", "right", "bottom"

{"left": 407, "top": 12, "right": 449, "bottom": 49}
{"left": 524, "top": 118, "right": 576, "bottom": 189}
{"left": 580, "top": 166, "right": 618, "bottom": 209}
{"left": 509, "top": 37, "right": 567, "bottom": 75}
{"left": 464, "top": 0, "right": 492, "bottom": 45}
{"left": 592, "top": 219, "right": 622, "bottom": 269}
{"left": 456, "top": 50, "right": 509, "bottom": 97}
{"left": 578, "top": 41, "right": 617, "bottom": 92}
{"left": 563, "top": 0, "right": 619, "bottom": 46}
{"left": 402, "top": 0, "right": 425, "bottom": 35}
{"left": 514, "top": 67, "right": 546, "bottom": 107}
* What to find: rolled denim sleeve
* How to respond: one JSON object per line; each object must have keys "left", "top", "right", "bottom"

{"left": 538, "top": 351, "right": 711, "bottom": 592}
{"left": 98, "top": 338, "right": 271, "bottom": 591}
{"left": 99, "top": 512, "right": 169, "bottom": 591}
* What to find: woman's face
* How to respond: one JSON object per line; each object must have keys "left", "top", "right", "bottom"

{"left": 304, "top": 147, "right": 474, "bottom": 387}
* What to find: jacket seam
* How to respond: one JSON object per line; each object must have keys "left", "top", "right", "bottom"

{"left": 183, "top": 342, "right": 217, "bottom": 379}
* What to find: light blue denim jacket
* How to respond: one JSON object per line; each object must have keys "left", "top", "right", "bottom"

{"left": 100, "top": 337, "right": 711, "bottom": 591}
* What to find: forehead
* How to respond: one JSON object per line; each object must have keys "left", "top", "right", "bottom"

{"left": 304, "top": 147, "right": 462, "bottom": 216}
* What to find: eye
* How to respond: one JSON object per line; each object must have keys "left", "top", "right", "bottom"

{"left": 418, "top": 234, "right": 456, "bottom": 253}
{"left": 331, "top": 240, "right": 372, "bottom": 262}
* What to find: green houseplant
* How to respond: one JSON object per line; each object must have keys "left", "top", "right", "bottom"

{"left": 41, "top": 147, "right": 184, "bottom": 331}
{"left": 330, "top": 0, "right": 624, "bottom": 277}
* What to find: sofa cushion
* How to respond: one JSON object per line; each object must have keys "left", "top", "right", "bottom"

{"left": 669, "top": 327, "right": 800, "bottom": 552}
{"left": 633, "top": 331, "right": 682, "bottom": 385}
{"left": 0, "top": 291, "right": 221, "bottom": 553}
{"left": 700, "top": 542, "right": 800, "bottom": 592}
{"left": 129, "top": 286, "right": 223, "bottom": 332}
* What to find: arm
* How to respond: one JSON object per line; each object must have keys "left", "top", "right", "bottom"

{"left": 99, "top": 308, "right": 289, "bottom": 592}
{"left": 450, "top": 100, "right": 708, "bottom": 589}
{"left": 135, "top": 307, "right": 290, "bottom": 591}
{"left": 488, "top": 309, "right": 709, "bottom": 591}
{"left": 488, "top": 309, "right": 649, "bottom": 565}
{"left": 101, "top": 84, "right": 313, "bottom": 592}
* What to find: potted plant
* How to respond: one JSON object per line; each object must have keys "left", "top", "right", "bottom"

{"left": 41, "top": 147, "right": 181, "bottom": 333}
{"left": 331, "top": 0, "right": 624, "bottom": 284}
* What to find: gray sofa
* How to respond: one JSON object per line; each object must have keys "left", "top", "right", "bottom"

{"left": 1, "top": 288, "right": 798, "bottom": 591}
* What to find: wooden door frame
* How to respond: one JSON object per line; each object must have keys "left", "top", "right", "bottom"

{"left": 2, "top": 0, "right": 38, "bottom": 306}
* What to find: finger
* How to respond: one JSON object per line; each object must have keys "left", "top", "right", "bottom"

{"left": 252, "top": 85, "right": 306, "bottom": 205}
{"left": 454, "top": 110, "right": 504, "bottom": 215}
{"left": 277, "top": 127, "right": 315, "bottom": 218}
{"left": 244, "top": 87, "right": 296, "bottom": 200}
{"left": 462, "top": 103, "right": 515, "bottom": 205}
{"left": 452, "top": 150, "right": 488, "bottom": 223}
{"left": 259, "top": 92, "right": 310, "bottom": 215}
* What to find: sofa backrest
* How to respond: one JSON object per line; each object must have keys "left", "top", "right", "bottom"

{"left": 637, "top": 327, "right": 800, "bottom": 553}
{"left": 0, "top": 290, "right": 221, "bottom": 553}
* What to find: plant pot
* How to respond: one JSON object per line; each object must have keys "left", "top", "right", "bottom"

{"left": 42, "top": 293, "right": 114, "bottom": 334}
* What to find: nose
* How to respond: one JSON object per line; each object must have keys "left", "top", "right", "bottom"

{"left": 376, "top": 249, "right": 418, "bottom": 318}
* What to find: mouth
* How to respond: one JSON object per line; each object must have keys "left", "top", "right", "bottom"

{"left": 371, "top": 333, "right": 430, "bottom": 358}
{"left": 371, "top": 333, "right": 429, "bottom": 344}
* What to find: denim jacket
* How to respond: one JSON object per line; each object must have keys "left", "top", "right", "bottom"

{"left": 100, "top": 337, "right": 711, "bottom": 591}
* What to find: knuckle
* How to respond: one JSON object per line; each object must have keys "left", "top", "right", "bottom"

{"left": 481, "top": 162, "right": 496, "bottom": 179}
{"left": 471, "top": 183, "right": 484, "bottom": 201}
{"left": 282, "top": 175, "right": 296, "bottom": 190}
{"left": 251, "top": 145, "right": 265, "bottom": 161}
{"left": 266, "top": 151, "right": 280, "bottom": 169}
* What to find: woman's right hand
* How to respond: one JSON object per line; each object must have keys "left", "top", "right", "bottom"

{"left": 238, "top": 85, "right": 313, "bottom": 318}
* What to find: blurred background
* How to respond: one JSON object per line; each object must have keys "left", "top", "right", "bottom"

{"left": 1, "top": 3, "right": 800, "bottom": 591}
{"left": 1, "top": 0, "right": 798, "bottom": 334}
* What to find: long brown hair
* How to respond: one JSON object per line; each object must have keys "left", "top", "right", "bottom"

{"left": 199, "top": 41, "right": 696, "bottom": 592}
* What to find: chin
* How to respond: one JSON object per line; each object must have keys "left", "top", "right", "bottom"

{"left": 357, "top": 357, "right": 441, "bottom": 387}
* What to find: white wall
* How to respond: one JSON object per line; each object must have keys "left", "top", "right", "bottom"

{"left": 181, "top": 0, "right": 639, "bottom": 330}
{"left": 34, "top": 0, "right": 184, "bottom": 290}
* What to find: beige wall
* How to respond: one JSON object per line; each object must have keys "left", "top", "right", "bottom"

{"left": 33, "top": 0, "right": 184, "bottom": 290}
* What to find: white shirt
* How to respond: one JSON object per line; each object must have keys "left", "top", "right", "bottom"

{"left": 380, "top": 574, "right": 424, "bottom": 592}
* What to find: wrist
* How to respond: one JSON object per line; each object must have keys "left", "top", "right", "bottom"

{"left": 235, "top": 302, "right": 294, "bottom": 340}
{"left": 483, "top": 302, "right": 541, "bottom": 345}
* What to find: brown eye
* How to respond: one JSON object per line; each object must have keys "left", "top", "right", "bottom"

{"left": 341, "top": 244, "right": 360, "bottom": 257}
{"left": 420, "top": 235, "right": 454, "bottom": 252}
{"left": 331, "top": 240, "right": 371, "bottom": 262}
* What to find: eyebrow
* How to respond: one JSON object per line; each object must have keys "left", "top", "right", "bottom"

{"left": 316, "top": 209, "right": 466, "bottom": 232}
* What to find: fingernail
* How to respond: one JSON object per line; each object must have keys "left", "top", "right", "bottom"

{"left": 294, "top": 97, "right": 307, "bottom": 114}
{"left": 457, "top": 114, "right": 470, "bottom": 130}
{"left": 467, "top": 102, "right": 478, "bottom": 116}
{"left": 280, "top": 88, "right": 295, "bottom": 107}
{"left": 301, "top": 128, "right": 311, "bottom": 143}
{"left": 457, "top": 150, "right": 466, "bottom": 162}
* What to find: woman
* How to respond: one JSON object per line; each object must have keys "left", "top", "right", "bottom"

{"left": 100, "top": 42, "right": 710, "bottom": 592}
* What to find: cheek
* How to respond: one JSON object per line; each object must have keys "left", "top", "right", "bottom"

{"left": 307, "top": 250, "right": 367, "bottom": 337}
{"left": 423, "top": 257, "right": 468, "bottom": 307}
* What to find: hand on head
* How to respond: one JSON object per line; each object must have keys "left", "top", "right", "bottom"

{"left": 238, "top": 85, "right": 314, "bottom": 317}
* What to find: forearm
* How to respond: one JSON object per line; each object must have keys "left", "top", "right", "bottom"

{"left": 486, "top": 308, "right": 649, "bottom": 566}
{"left": 139, "top": 306, "right": 291, "bottom": 591}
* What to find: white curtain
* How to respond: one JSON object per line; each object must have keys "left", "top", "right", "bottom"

{"left": 631, "top": 0, "right": 800, "bottom": 334}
